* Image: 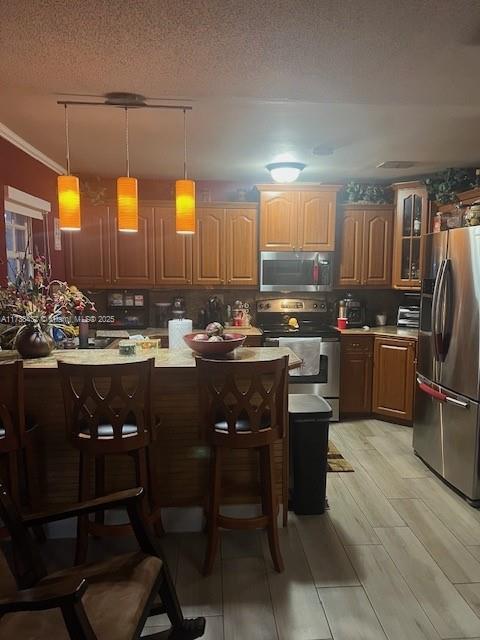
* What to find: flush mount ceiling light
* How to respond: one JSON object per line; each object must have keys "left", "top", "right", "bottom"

{"left": 117, "top": 107, "right": 138, "bottom": 233}
{"left": 57, "top": 105, "right": 81, "bottom": 231}
{"left": 176, "top": 108, "right": 196, "bottom": 234}
{"left": 265, "top": 161, "right": 306, "bottom": 183}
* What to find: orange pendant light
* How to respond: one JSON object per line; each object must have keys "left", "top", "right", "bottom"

{"left": 58, "top": 105, "right": 81, "bottom": 231}
{"left": 58, "top": 175, "right": 81, "bottom": 231}
{"left": 117, "top": 176, "right": 138, "bottom": 232}
{"left": 176, "top": 108, "right": 195, "bottom": 234}
{"left": 117, "top": 108, "right": 138, "bottom": 232}
{"left": 176, "top": 179, "right": 195, "bottom": 234}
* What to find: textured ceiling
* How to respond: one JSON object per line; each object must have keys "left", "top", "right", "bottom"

{"left": 1, "top": 0, "right": 480, "bottom": 181}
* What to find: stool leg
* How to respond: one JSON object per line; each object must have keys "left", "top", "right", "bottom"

{"left": 261, "top": 444, "right": 284, "bottom": 573}
{"left": 133, "top": 449, "right": 149, "bottom": 521}
{"left": 94, "top": 455, "right": 106, "bottom": 528}
{"left": 146, "top": 446, "right": 165, "bottom": 537}
{"left": 23, "top": 438, "right": 46, "bottom": 542}
{"left": 203, "top": 446, "right": 222, "bottom": 576}
{"left": 75, "top": 452, "right": 90, "bottom": 566}
{"left": 6, "top": 451, "right": 21, "bottom": 509}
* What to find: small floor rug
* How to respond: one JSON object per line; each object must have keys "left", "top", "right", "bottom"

{"left": 328, "top": 441, "right": 354, "bottom": 472}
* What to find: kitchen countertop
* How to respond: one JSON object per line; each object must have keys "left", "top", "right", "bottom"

{"left": 0, "top": 346, "right": 299, "bottom": 370}
{"left": 337, "top": 325, "right": 418, "bottom": 340}
{"left": 96, "top": 326, "right": 263, "bottom": 338}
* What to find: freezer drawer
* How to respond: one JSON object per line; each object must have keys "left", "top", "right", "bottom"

{"left": 414, "top": 374, "right": 480, "bottom": 501}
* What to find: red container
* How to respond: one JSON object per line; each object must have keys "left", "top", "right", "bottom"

{"left": 337, "top": 317, "right": 348, "bottom": 330}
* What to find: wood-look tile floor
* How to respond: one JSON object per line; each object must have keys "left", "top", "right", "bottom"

{"left": 42, "top": 419, "right": 480, "bottom": 640}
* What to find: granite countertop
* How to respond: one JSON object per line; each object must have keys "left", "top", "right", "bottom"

{"left": 0, "top": 346, "right": 299, "bottom": 370}
{"left": 96, "top": 326, "right": 263, "bottom": 338}
{"left": 337, "top": 325, "right": 418, "bottom": 340}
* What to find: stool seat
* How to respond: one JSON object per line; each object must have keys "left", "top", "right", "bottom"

{"left": 79, "top": 422, "right": 138, "bottom": 439}
{"left": 0, "top": 415, "right": 38, "bottom": 439}
{"left": 214, "top": 413, "right": 271, "bottom": 433}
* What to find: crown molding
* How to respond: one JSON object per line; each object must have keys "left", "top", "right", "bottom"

{"left": 0, "top": 122, "right": 66, "bottom": 175}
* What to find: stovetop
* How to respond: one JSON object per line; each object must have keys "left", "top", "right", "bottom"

{"left": 256, "top": 298, "right": 337, "bottom": 338}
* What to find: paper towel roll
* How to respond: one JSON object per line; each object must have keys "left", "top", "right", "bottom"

{"left": 168, "top": 318, "right": 193, "bottom": 349}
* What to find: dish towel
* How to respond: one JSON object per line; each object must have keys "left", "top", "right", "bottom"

{"left": 278, "top": 337, "right": 322, "bottom": 376}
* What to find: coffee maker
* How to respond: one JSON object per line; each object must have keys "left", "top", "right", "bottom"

{"left": 339, "top": 294, "right": 365, "bottom": 328}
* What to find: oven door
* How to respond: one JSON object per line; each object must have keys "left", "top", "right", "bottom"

{"left": 264, "top": 337, "right": 340, "bottom": 420}
{"left": 260, "top": 252, "right": 333, "bottom": 292}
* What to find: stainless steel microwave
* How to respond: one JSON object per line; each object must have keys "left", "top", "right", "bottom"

{"left": 260, "top": 252, "right": 334, "bottom": 292}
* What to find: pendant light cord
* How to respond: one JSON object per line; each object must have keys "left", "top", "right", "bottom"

{"left": 64, "top": 104, "right": 71, "bottom": 175}
{"left": 124, "top": 107, "right": 130, "bottom": 177}
{"left": 183, "top": 108, "right": 187, "bottom": 180}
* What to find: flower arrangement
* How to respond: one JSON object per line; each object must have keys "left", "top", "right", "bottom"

{"left": 0, "top": 255, "right": 95, "bottom": 353}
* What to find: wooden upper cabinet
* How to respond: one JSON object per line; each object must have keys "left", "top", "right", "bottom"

{"left": 193, "top": 207, "right": 226, "bottom": 285}
{"left": 258, "top": 185, "right": 340, "bottom": 252}
{"left": 391, "top": 182, "right": 428, "bottom": 290}
{"left": 298, "top": 191, "right": 336, "bottom": 251}
{"left": 259, "top": 191, "right": 298, "bottom": 251}
{"left": 154, "top": 206, "right": 192, "bottom": 285}
{"left": 337, "top": 204, "right": 393, "bottom": 288}
{"left": 65, "top": 204, "right": 111, "bottom": 287}
{"left": 338, "top": 210, "right": 363, "bottom": 286}
{"left": 110, "top": 205, "right": 156, "bottom": 287}
{"left": 362, "top": 209, "right": 393, "bottom": 287}
{"left": 226, "top": 208, "right": 258, "bottom": 286}
{"left": 372, "top": 337, "right": 416, "bottom": 422}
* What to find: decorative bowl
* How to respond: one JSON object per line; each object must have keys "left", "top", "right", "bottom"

{"left": 183, "top": 332, "right": 246, "bottom": 356}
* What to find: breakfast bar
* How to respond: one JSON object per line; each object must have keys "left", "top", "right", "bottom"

{"left": 1, "top": 347, "right": 300, "bottom": 510}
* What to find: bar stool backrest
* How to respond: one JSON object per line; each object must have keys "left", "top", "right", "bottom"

{"left": 196, "top": 356, "right": 289, "bottom": 446}
{"left": 58, "top": 359, "right": 155, "bottom": 453}
{"left": 0, "top": 360, "right": 24, "bottom": 453}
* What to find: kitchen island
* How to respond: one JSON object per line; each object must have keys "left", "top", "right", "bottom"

{"left": 3, "top": 347, "right": 299, "bottom": 511}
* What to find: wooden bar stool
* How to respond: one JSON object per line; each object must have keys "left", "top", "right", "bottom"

{"left": 58, "top": 358, "right": 163, "bottom": 565}
{"left": 196, "top": 355, "right": 289, "bottom": 575}
{"left": 0, "top": 360, "right": 42, "bottom": 538}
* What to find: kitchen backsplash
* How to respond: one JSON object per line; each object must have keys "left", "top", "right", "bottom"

{"left": 86, "top": 287, "right": 406, "bottom": 329}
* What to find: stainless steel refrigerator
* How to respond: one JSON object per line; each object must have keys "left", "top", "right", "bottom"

{"left": 415, "top": 225, "right": 480, "bottom": 504}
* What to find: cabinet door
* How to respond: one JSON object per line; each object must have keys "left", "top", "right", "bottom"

{"left": 110, "top": 206, "right": 156, "bottom": 287}
{"left": 338, "top": 211, "right": 363, "bottom": 286}
{"left": 340, "top": 336, "right": 373, "bottom": 414}
{"left": 259, "top": 191, "right": 298, "bottom": 251}
{"left": 372, "top": 337, "right": 416, "bottom": 422}
{"left": 65, "top": 204, "right": 111, "bottom": 286}
{"left": 154, "top": 207, "right": 192, "bottom": 286}
{"left": 226, "top": 208, "right": 258, "bottom": 286}
{"left": 298, "top": 191, "right": 336, "bottom": 251}
{"left": 193, "top": 208, "right": 226, "bottom": 285}
{"left": 362, "top": 209, "right": 393, "bottom": 287}
{"left": 392, "top": 187, "right": 427, "bottom": 289}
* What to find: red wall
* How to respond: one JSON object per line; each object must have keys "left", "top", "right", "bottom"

{"left": 0, "top": 137, "right": 66, "bottom": 285}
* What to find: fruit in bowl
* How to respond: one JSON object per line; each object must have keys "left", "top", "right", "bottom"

{"left": 183, "top": 326, "right": 246, "bottom": 356}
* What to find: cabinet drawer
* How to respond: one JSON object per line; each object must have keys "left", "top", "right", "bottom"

{"left": 342, "top": 335, "right": 373, "bottom": 353}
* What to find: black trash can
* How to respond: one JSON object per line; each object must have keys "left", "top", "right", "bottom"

{"left": 289, "top": 394, "right": 332, "bottom": 515}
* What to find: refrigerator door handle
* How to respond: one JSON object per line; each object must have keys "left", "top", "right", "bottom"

{"left": 445, "top": 396, "right": 469, "bottom": 409}
{"left": 439, "top": 259, "right": 453, "bottom": 361}
{"left": 417, "top": 378, "right": 446, "bottom": 402}
{"left": 432, "top": 259, "right": 446, "bottom": 361}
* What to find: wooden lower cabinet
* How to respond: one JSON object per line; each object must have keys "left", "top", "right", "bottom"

{"left": 340, "top": 336, "right": 373, "bottom": 415}
{"left": 372, "top": 337, "right": 416, "bottom": 422}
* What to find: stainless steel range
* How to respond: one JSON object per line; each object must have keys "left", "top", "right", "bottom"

{"left": 256, "top": 298, "right": 340, "bottom": 420}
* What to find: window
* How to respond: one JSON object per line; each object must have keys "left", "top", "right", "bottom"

{"left": 4, "top": 211, "right": 33, "bottom": 283}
